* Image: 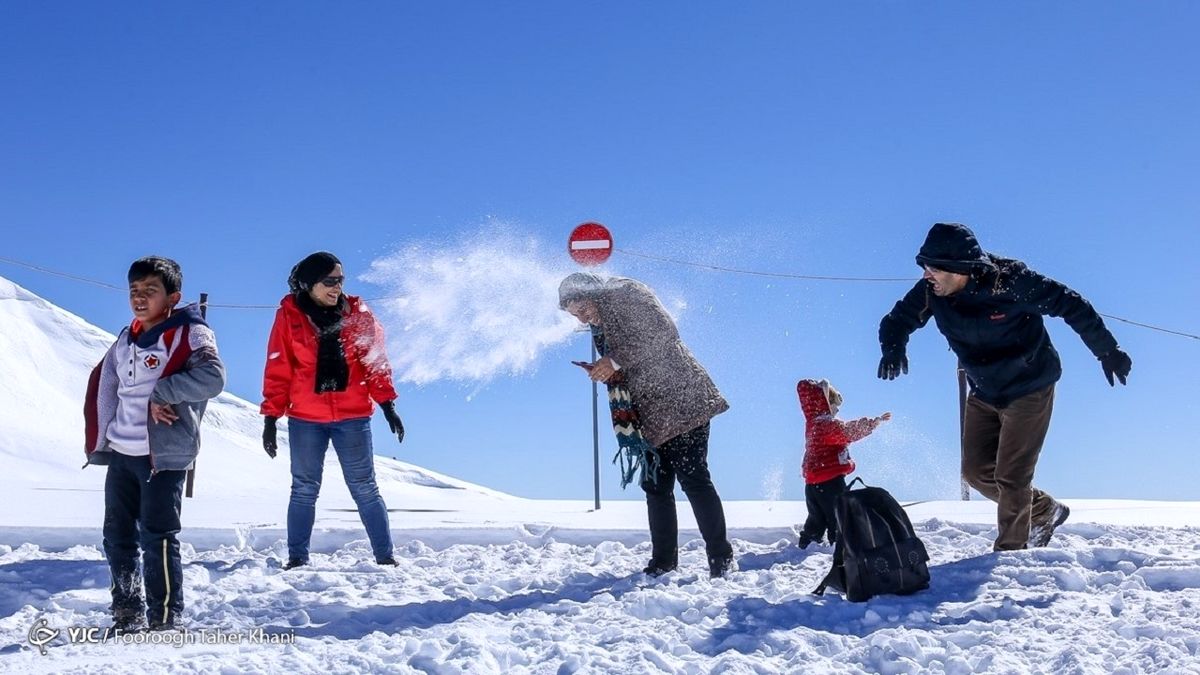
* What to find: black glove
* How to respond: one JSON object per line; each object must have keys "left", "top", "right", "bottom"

{"left": 877, "top": 352, "right": 909, "bottom": 380}
{"left": 380, "top": 400, "right": 405, "bottom": 444}
{"left": 262, "top": 416, "right": 278, "bottom": 459}
{"left": 1100, "top": 349, "right": 1132, "bottom": 386}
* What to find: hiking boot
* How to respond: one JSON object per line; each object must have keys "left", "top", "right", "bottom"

{"left": 1028, "top": 502, "right": 1071, "bottom": 548}
{"left": 146, "top": 617, "right": 179, "bottom": 632}
{"left": 282, "top": 557, "right": 308, "bottom": 570}
{"left": 642, "top": 559, "right": 678, "bottom": 577}
{"left": 376, "top": 556, "right": 399, "bottom": 566}
{"left": 110, "top": 613, "right": 145, "bottom": 634}
{"left": 708, "top": 554, "right": 736, "bottom": 579}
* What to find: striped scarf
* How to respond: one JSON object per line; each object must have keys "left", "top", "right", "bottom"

{"left": 592, "top": 326, "right": 660, "bottom": 488}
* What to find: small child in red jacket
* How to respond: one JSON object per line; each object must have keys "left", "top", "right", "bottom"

{"left": 797, "top": 378, "right": 891, "bottom": 548}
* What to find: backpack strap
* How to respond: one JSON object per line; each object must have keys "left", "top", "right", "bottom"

{"left": 846, "top": 476, "right": 868, "bottom": 490}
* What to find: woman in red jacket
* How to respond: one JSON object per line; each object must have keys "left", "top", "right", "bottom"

{"left": 260, "top": 251, "right": 405, "bottom": 569}
{"left": 796, "top": 378, "right": 890, "bottom": 549}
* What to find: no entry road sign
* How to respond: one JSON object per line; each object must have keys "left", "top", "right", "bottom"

{"left": 568, "top": 222, "right": 613, "bottom": 266}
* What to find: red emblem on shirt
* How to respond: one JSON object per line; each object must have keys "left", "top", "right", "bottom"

{"left": 143, "top": 354, "right": 161, "bottom": 370}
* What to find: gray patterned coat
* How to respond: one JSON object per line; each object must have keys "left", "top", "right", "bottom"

{"left": 590, "top": 277, "right": 729, "bottom": 448}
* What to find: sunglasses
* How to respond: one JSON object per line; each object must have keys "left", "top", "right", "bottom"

{"left": 318, "top": 276, "right": 346, "bottom": 288}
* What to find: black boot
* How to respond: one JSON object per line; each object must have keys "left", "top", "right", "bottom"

{"left": 110, "top": 612, "right": 144, "bottom": 634}
{"left": 708, "top": 554, "right": 736, "bottom": 579}
{"left": 283, "top": 558, "right": 308, "bottom": 570}
{"left": 642, "top": 552, "right": 678, "bottom": 577}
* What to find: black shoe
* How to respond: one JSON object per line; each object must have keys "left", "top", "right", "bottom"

{"left": 110, "top": 613, "right": 145, "bottom": 634}
{"left": 642, "top": 560, "right": 678, "bottom": 577}
{"left": 797, "top": 532, "right": 816, "bottom": 549}
{"left": 708, "top": 554, "right": 736, "bottom": 579}
{"left": 283, "top": 558, "right": 308, "bottom": 570}
{"left": 376, "top": 556, "right": 399, "bottom": 566}
{"left": 1028, "top": 502, "right": 1071, "bottom": 548}
{"left": 146, "top": 617, "right": 179, "bottom": 632}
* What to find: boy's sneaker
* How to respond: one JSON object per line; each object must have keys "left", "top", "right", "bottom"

{"left": 708, "top": 554, "right": 736, "bottom": 579}
{"left": 282, "top": 558, "right": 308, "bottom": 570}
{"left": 1028, "top": 502, "right": 1071, "bottom": 548}
{"left": 642, "top": 559, "right": 678, "bottom": 578}
{"left": 376, "top": 556, "right": 399, "bottom": 566}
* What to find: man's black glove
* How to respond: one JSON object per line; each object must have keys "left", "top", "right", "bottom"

{"left": 1100, "top": 349, "right": 1132, "bottom": 386}
{"left": 263, "top": 416, "right": 278, "bottom": 458}
{"left": 877, "top": 352, "right": 909, "bottom": 380}
{"left": 380, "top": 400, "right": 405, "bottom": 444}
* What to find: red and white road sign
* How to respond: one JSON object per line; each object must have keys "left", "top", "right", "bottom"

{"left": 567, "top": 222, "right": 613, "bottom": 266}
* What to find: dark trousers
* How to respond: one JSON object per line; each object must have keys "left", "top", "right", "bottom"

{"left": 641, "top": 422, "right": 732, "bottom": 564}
{"left": 962, "top": 385, "right": 1058, "bottom": 551}
{"left": 102, "top": 452, "right": 187, "bottom": 625}
{"left": 800, "top": 475, "right": 847, "bottom": 545}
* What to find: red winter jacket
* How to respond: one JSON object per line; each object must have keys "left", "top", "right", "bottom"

{"left": 260, "top": 294, "right": 398, "bottom": 423}
{"left": 798, "top": 379, "right": 881, "bottom": 485}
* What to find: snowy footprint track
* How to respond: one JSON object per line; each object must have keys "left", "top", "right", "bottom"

{"left": 1, "top": 522, "right": 1199, "bottom": 674}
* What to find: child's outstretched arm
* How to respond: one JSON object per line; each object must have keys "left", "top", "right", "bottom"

{"left": 839, "top": 411, "right": 892, "bottom": 443}
{"left": 152, "top": 325, "right": 226, "bottom": 405}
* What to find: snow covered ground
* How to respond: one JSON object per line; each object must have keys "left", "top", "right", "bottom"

{"left": 2, "top": 500, "right": 1199, "bottom": 674}
{"left": 3, "top": 276, "right": 1199, "bottom": 673}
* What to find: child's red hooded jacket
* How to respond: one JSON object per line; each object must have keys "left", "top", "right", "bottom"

{"left": 261, "top": 294, "right": 397, "bottom": 423}
{"left": 797, "top": 379, "right": 881, "bottom": 484}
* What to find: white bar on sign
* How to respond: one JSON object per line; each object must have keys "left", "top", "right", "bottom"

{"left": 570, "top": 239, "right": 611, "bottom": 251}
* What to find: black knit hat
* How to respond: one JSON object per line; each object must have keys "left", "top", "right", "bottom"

{"left": 915, "top": 223, "right": 992, "bottom": 275}
{"left": 289, "top": 251, "right": 342, "bottom": 293}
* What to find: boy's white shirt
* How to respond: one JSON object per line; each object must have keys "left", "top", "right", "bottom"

{"left": 105, "top": 327, "right": 178, "bottom": 457}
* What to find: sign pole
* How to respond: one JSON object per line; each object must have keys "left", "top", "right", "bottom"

{"left": 591, "top": 339, "right": 601, "bottom": 511}
{"left": 567, "top": 222, "right": 614, "bottom": 511}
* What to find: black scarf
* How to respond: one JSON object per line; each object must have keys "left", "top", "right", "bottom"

{"left": 296, "top": 293, "right": 350, "bottom": 393}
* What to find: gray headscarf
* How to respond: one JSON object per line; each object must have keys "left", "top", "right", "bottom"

{"left": 558, "top": 272, "right": 608, "bottom": 308}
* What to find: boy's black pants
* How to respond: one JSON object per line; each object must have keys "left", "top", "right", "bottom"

{"left": 102, "top": 452, "right": 186, "bottom": 626}
{"left": 641, "top": 422, "right": 733, "bottom": 565}
{"left": 801, "top": 475, "right": 848, "bottom": 545}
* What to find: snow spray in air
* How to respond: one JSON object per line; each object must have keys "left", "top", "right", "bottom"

{"left": 361, "top": 227, "right": 584, "bottom": 385}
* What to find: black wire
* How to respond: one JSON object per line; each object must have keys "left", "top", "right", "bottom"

{"left": 615, "top": 248, "right": 916, "bottom": 282}
{"left": 3, "top": 252, "right": 1197, "bottom": 340}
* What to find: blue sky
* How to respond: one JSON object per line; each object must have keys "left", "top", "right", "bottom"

{"left": 2, "top": 2, "right": 1197, "bottom": 502}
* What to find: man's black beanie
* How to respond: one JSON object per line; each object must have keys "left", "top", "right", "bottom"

{"left": 915, "top": 223, "right": 991, "bottom": 275}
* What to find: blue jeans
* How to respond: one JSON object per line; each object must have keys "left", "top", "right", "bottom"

{"left": 286, "top": 417, "right": 393, "bottom": 562}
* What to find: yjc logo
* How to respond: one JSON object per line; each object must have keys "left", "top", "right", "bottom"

{"left": 27, "top": 618, "right": 59, "bottom": 656}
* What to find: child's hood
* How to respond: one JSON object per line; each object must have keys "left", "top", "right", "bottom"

{"left": 797, "top": 379, "right": 833, "bottom": 420}
{"left": 129, "top": 303, "right": 208, "bottom": 348}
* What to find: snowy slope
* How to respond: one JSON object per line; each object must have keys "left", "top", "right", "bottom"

{"left": 0, "top": 275, "right": 515, "bottom": 533}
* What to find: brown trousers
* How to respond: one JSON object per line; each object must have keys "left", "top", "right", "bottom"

{"left": 962, "top": 385, "right": 1058, "bottom": 551}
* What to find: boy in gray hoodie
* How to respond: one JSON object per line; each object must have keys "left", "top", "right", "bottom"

{"left": 83, "top": 257, "right": 225, "bottom": 631}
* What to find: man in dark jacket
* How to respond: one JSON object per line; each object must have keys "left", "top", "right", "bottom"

{"left": 878, "top": 223, "right": 1132, "bottom": 551}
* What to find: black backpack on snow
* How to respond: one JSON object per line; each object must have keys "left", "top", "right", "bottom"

{"left": 813, "top": 478, "right": 931, "bottom": 602}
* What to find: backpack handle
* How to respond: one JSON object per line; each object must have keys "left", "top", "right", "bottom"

{"left": 846, "top": 476, "right": 869, "bottom": 490}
